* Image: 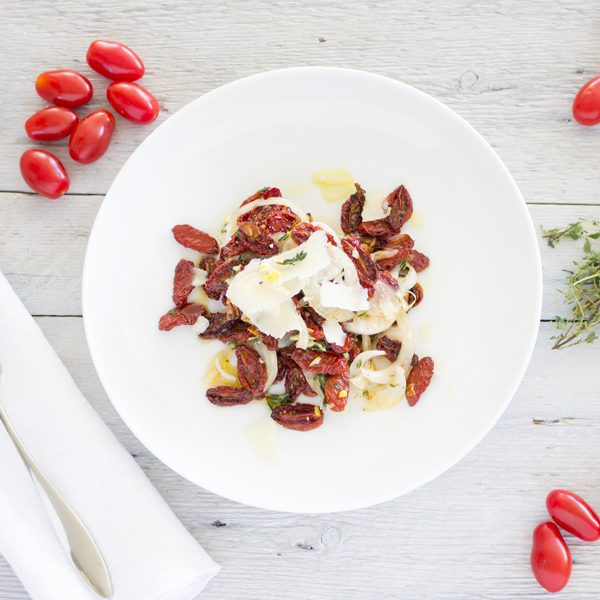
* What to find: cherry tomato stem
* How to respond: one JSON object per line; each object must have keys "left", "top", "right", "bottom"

{"left": 35, "top": 70, "right": 93, "bottom": 108}
{"left": 25, "top": 106, "right": 79, "bottom": 142}
{"left": 69, "top": 110, "right": 116, "bottom": 164}
{"left": 20, "top": 149, "right": 70, "bottom": 200}
{"left": 547, "top": 489, "right": 600, "bottom": 542}
{"left": 87, "top": 40, "right": 145, "bottom": 81}
{"left": 106, "top": 81, "right": 159, "bottom": 125}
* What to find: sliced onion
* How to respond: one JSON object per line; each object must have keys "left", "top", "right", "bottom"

{"left": 215, "top": 355, "right": 237, "bottom": 382}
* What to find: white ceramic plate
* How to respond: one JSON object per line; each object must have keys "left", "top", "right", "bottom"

{"left": 83, "top": 67, "right": 542, "bottom": 513}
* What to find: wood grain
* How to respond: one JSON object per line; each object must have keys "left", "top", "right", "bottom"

{"left": 2, "top": 1, "right": 600, "bottom": 598}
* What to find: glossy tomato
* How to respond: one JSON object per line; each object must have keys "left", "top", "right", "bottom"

{"left": 69, "top": 110, "right": 115, "bottom": 164}
{"left": 531, "top": 522, "right": 572, "bottom": 593}
{"left": 573, "top": 75, "right": 600, "bottom": 126}
{"left": 35, "top": 70, "right": 93, "bottom": 108}
{"left": 25, "top": 106, "right": 79, "bottom": 142}
{"left": 20, "top": 149, "right": 69, "bottom": 199}
{"left": 547, "top": 489, "right": 600, "bottom": 542}
{"left": 86, "top": 40, "right": 145, "bottom": 81}
{"left": 106, "top": 82, "right": 159, "bottom": 125}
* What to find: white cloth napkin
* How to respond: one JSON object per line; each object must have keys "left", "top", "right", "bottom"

{"left": 0, "top": 269, "right": 220, "bottom": 600}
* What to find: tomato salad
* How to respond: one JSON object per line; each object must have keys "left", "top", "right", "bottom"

{"left": 159, "top": 184, "right": 434, "bottom": 432}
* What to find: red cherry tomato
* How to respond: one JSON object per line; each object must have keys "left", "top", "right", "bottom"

{"left": 86, "top": 40, "right": 145, "bottom": 81}
{"left": 547, "top": 489, "right": 600, "bottom": 542}
{"left": 19, "top": 149, "right": 69, "bottom": 200}
{"left": 35, "top": 70, "right": 93, "bottom": 108}
{"left": 531, "top": 522, "right": 572, "bottom": 593}
{"left": 25, "top": 107, "right": 79, "bottom": 142}
{"left": 573, "top": 75, "right": 600, "bottom": 126}
{"left": 69, "top": 110, "right": 116, "bottom": 164}
{"left": 106, "top": 82, "right": 159, "bottom": 125}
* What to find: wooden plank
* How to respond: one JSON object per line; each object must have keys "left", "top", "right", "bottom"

{"left": 0, "top": 316, "right": 597, "bottom": 599}
{"left": 1, "top": 0, "right": 600, "bottom": 205}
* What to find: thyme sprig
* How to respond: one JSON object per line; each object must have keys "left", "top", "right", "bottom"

{"left": 277, "top": 250, "right": 307, "bottom": 266}
{"left": 542, "top": 220, "right": 600, "bottom": 349}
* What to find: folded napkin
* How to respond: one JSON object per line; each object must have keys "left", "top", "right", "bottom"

{"left": 0, "top": 269, "right": 219, "bottom": 600}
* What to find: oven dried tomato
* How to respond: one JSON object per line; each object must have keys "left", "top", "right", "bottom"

{"left": 158, "top": 303, "right": 206, "bottom": 331}
{"left": 410, "top": 283, "right": 424, "bottom": 309}
{"left": 324, "top": 371, "right": 349, "bottom": 412}
{"left": 198, "top": 256, "right": 217, "bottom": 277}
{"left": 235, "top": 345, "right": 267, "bottom": 393}
{"left": 292, "top": 348, "right": 349, "bottom": 375}
{"left": 340, "top": 184, "right": 365, "bottom": 234}
{"left": 240, "top": 186, "right": 282, "bottom": 206}
{"left": 407, "top": 249, "right": 430, "bottom": 273}
{"left": 291, "top": 222, "right": 337, "bottom": 246}
{"left": 285, "top": 366, "right": 311, "bottom": 401}
{"left": 198, "top": 313, "right": 255, "bottom": 343}
{"left": 239, "top": 204, "right": 297, "bottom": 233}
{"left": 377, "top": 234, "right": 415, "bottom": 271}
{"left": 300, "top": 306, "right": 325, "bottom": 340}
{"left": 406, "top": 357, "right": 434, "bottom": 406}
{"left": 237, "top": 222, "right": 278, "bottom": 256}
{"left": 260, "top": 333, "right": 279, "bottom": 351}
{"left": 358, "top": 185, "right": 413, "bottom": 239}
{"left": 203, "top": 259, "right": 236, "bottom": 300}
{"left": 376, "top": 336, "right": 402, "bottom": 362}
{"left": 172, "top": 259, "right": 196, "bottom": 307}
{"left": 341, "top": 236, "right": 378, "bottom": 294}
{"left": 271, "top": 403, "right": 324, "bottom": 431}
{"left": 172, "top": 224, "right": 219, "bottom": 254}
{"left": 207, "top": 386, "right": 254, "bottom": 406}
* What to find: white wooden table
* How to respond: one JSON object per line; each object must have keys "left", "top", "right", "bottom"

{"left": 2, "top": 1, "right": 600, "bottom": 598}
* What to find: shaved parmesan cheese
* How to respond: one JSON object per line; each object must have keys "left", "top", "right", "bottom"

{"left": 192, "top": 267, "right": 208, "bottom": 286}
{"left": 322, "top": 318, "right": 346, "bottom": 346}
{"left": 312, "top": 167, "right": 354, "bottom": 185}
{"left": 320, "top": 281, "right": 369, "bottom": 312}
{"left": 192, "top": 315, "right": 209, "bottom": 335}
{"left": 362, "top": 192, "right": 390, "bottom": 221}
{"left": 320, "top": 182, "right": 357, "bottom": 203}
{"left": 226, "top": 231, "right": 329, "bottom": 347}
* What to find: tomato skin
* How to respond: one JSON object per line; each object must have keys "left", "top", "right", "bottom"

{"left": 547, "top": 489, "right": 600, "bottom": 542}
{"left": 531, "top": 522, "right": 572, "bottom": 593}
{"left": 35, "top": 70, "right": 93, "bottom": 108}
{"left": 573, "top": 76, "right": 600, "bottom": 126}
{"left": 25, "top": 107, "right": 79, "bottom": 142}
{"left": 86, "top": 40, "right": 145, "bottom": 81}
{"left": 69, "top": 110, "right": 116, "bottom": 164}
{"left": 106, "top": 82, "right": 159, "bottom": 125}
{"left": 19, "top": 149, "right": 69, "bottom": 200}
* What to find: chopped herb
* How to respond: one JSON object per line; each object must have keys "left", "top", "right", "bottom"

{"left": 219, "top": 224, "right": 227, "bottom": 233}
{"left": 356, "top": 359, "right": 362, "bottom": 369}
{"left": 542, "top": 220, "right": 600, "bottom": 349}
{"left": 259, "top": 186, "right": 268, "bottom": 192}
{"left": 277, "top": 250, "right": 307, "bottom": 265}
{"left": 168, "top": 309, "right": 178, "bottom": 316}
{"left": 279, "top": 230, "right": 293, "bottom": 241}
{"left": 266, "top": 394, "right": 292, "bottom": 411}
{"left": 390, "top": 384, "right": 398, "bottom": 388}
{"left": 235, "top": 231, "right": 242, "bottom": 240}
{"left": 399, "top": 258, "right": 409, "bottom": 271}
{"left": 333, "top": 382, "right": 341, "bottom": 390}
{"left": 357, "top": 312, "right": 369, "bottom": 318}
{"left": 314, "top": 373, "right": 328, "bottom": 397}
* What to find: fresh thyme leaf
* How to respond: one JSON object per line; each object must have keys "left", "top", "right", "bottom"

{"left": 357, "top": 312, "right": 369, "bottom": 318}
{"left": 219, "top": 224, "right": 227, "bottom": 233}
{"left": 314, "top": 373, "right": 328, "bottom": 397}
{"left": 266, "top": 394, "right": 292, "bottom": 411}
{"left": 399, "top": 258, "right": 409, "bottom": 271}
{"left": 168, "top": 309, "right": 178, "bottom": 316}
{"left": 542, "top": 220, "right": 600, "bottom": 349}
{"left": 277, "top": 250, "right": 307, "bottom": 266}
{"left": 356, "top": 359, "right": 362, "bottom": 369}
{"left": 279, "top": 230, "right": 292, "bottom": 241}
{"left": 235, "top": 231, "right": 242, "bottom": 240}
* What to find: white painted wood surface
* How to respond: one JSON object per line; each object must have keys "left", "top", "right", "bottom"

{"left": 1, "top": 1, "right": 600, "bottom": 598}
